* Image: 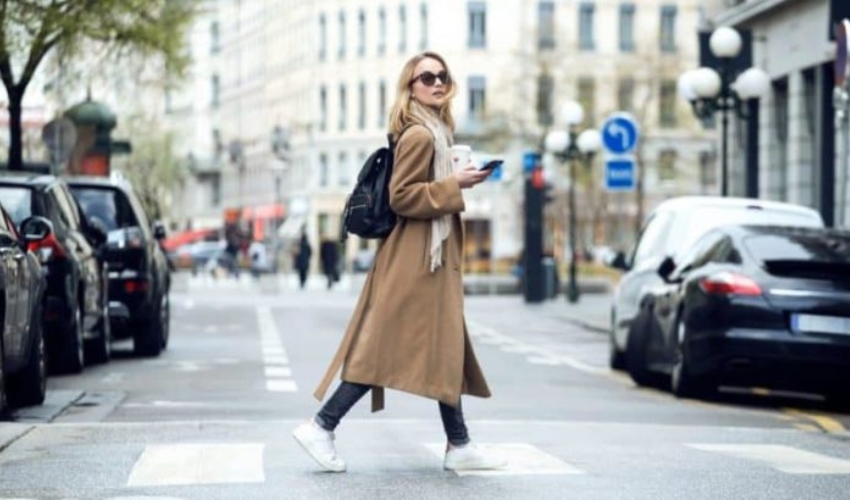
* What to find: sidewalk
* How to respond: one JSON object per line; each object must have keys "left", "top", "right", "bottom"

{"left": 466, "top": 292, "right": 612, "bottom": 334}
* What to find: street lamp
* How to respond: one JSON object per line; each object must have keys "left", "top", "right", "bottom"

{"left": 678, "top": 26, "right": 769, "bottom": 197}
{"left": 545, "top": 101, "right": 601, "bottom": 303}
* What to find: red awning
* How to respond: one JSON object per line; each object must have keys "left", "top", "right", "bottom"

{"left": 162, "top": 228, "right": 217, "bottom": 252}
{"left": 241, "top": 203, "right": 285, "bottom": 220}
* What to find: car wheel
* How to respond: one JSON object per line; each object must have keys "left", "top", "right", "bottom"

{"left": 608, "top": 310, "right": 626, "bottom": 370}
{"left": 85, "top": 308, "right": 111, "bottom": 364}
{"left": 624, "top": 307, "right": 662, "bottom": 387}
{"left": 54, "top": 305, "right": 85, "bottom": 374}
{"left": 670, "top": 317, "right": 712, "bottom": 399}
{"left": 134, "top": 294, "right": 164, "bottom": 357}
{"left": 8, "top": 303, "right": 47, "bottom": 407}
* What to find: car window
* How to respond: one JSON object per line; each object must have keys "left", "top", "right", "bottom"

{"left": 0, "top": 205, "right": 13, "bottom": 233}
{"left": 45, "top": 187, "right": 74, "bottom": 234}
{"left": 665, "top": 206, "right": 823, "bottom": 259}
{"left": 743, "top": 231, "right": 850, "bottom": 262}
{"left": 632, "top": 211, "right": 674, "bottom": 265}
{"left": 0, "top": 186, "right": 33, "bottom": 226}
{"left": 52, "top": 185, "right": 81, "bottom": 229}
{"left": 70, "top": 186, "right": 139, "bottom": 231}
{"left": 673, "top": 231, "right": 724, "bottom": 274}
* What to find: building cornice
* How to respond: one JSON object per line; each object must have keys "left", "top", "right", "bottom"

{"left": 714, "top": 0, "right": 793, "bottom": 27}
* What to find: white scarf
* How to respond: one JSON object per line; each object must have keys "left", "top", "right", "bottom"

{"left": 409, "top": 102, "right": 453, "bottom": 272}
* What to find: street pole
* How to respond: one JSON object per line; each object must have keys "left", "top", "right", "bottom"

{"left": 567, "top": 148, "right": 579, "bottom": 303}
{"left": 837, "top": 86, "right": 850, "bottom": 227}
{"left": 720, "top": 106, "right": 729, "bottom": 197}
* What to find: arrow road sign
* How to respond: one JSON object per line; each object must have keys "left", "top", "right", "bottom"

{"left": 605, "top": 156, "right": 636, "bottom": 191}
{"left": 601, "top": 113, "right": 640, "bottom": 155}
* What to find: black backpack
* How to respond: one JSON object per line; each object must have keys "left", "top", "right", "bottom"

{"left": 339, "top": 133, "right": 402, "bottom": 242}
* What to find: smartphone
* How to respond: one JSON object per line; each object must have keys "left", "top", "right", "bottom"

{"left": 479, "top": 159, "right": 504, "bottom": 171}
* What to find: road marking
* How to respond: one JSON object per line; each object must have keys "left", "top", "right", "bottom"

{"left": 101, "top": 372, "right": 126, "bottom": 384}
{"left": 423, "top": 443, "right": 584, "bottom": 476}
{"left": 783, "top": 408, "right": 848, "bottom": 435}
{"left": 687, "top": 444, "right": 850, "bottom": 474}
{"left": 127, "top": 443, "right": 265, "bottom": 486}
{"left": 257, "top": 306, "right": 298, "bottom": 393}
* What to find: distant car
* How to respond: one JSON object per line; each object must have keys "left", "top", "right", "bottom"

{"left": 626, "top": 225, "right": 850, "bottom": 407}
{"left": 0, "top": 173, "right": 110, "bottom": 373}
{"left": 66, "top": 176, "right": 171, "bottom": 357}
{"left": 608, "top": 196, "right": 825, "bottom": 371}
{"left": 175, "top": 240, "right": 224, "bottom": 273}
{"left": 0, "top": 213, "right": 52, "bottom": 411}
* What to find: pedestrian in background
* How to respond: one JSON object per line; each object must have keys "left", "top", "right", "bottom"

{"left": 294, "top": 230, "right": 312, "bottom": 290}
{"left": 293, "top": 51, "right": 505, "bottom": 473}
{"left": 320, "top": 240, "right": 340, "bottom": 290}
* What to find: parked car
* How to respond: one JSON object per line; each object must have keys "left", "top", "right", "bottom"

{"left": 608, "top": 196, "right": 825, "bottom": 372}
{"left": 0, "top": 174, "right": 110, "bottom": 374}
{"left": 0, "top": 213, "right": 53, "bottom": 412}
{"left": 66, "top": 176, "right": 171, "bottom": 357}
{"left": 625, "top": 225, "right": 850, "bottom": 407}
{"left": 174, "top": 240, "right": 225, "bottom": 273}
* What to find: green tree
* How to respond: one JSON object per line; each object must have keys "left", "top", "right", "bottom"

{"left": 0, "top": 0, "right": 196, "bottom": 170}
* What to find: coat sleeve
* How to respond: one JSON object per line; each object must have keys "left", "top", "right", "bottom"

{"left": 389, "top": 125, "right": 465, "bottom": 220}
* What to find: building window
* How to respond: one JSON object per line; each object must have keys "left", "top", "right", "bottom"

{"left": 378, "top": 80, "right": 387, "bottom": 128}
{"left": 617, "top": 78, "right": 634, "bottom": 112}
{"left": 212, "top": 128, "right": 223, "bottom": 159}
{"left": 538, "top": 1, "right": 555, "bottom": 50}
{"left": 211, "top": 176, "right": 221, "bottom": 205}
{"left": 536, "top": 72, "right": 554, "bottom": 126}
{"left": 658, "top": 149, "right": 677, "bottom": 180}
{"left": 378, "top": 7, "right": 386, "bottom": 54}
{"left": 659, "top": 80, "right": 677, "bottom": 127}
{"left": 619, "top": 3, "right": 635, "bottom": 52}
{"left": 357, "top": 10, "right": 366, "bottom": 57}
{"left": 399, "top": 4, "right": 407, "bottom": 53}
{"left": 210, "top": 21, "right": 221, "bottom": 54}
{"left": 420, "top": 4, "right": 428, "bottom": 50}
{"left": 338, "top": 152, "right": 349, "bottom": 187}
{"left": 319, "top": 86, "right": 327, "bottom": 132}
{"left": 358, "top": 81, "right": 366, "bottom": 130}
{"left": 577, "top": 77, "right": 595, "bottom": 125}
{"left": 468, "top": 76, "right": 486, "bottom": 122}
{"left": 338, "top": 84, "right": 347, "bottom": 131}
{"left": 772, "top": 78, "right": 789, "bottom": 200}
{"left": 338, "top": 10, "right": 347, "bottom": 59}
{"left": 319, "top": 153, "right": 329, "bottom": 187}
{"left": 579, "top": 2, "right": 595, "bottom": 51}
{"left": 660, "top": 5, "right": 677, "bottom": 52}
{"left": 319, "top": 14, "right": 327, "bottom": 60}
{"left": 468, "top": 1, "right": 486, "bottom": 48}
{"left": 211, "top": 74, "right": 220, "bottom": 109}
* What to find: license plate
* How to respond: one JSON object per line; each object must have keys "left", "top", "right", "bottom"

{"left": 792, "top": 314, "right": 850, "bottom": 336}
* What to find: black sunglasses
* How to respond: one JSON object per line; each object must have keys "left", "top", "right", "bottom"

{"left": 410, "top": 70, "right": 451, "bottom": 87}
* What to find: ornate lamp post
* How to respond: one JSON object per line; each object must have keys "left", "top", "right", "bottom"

{"left": 544, "top": 101, "right": 601, "bottom": 303}
{"left": 677, "top": 26, "right": 769, "bottom": 197}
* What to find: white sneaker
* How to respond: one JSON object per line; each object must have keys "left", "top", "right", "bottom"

{"left": 292, "top": 420, "right": 346, "bottom": 472}
{"left": 444, "top": 443, "right": 507, "bottom": 471}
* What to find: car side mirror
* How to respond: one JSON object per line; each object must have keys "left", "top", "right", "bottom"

{"left": 657, "top": 256, "right": 676, "bottom": 282}
{"left": 86, "top": 216, "right": 109, "bottom": 247}
{"left": 20, "top": 216, "right": 53, "bottom": 243}
{"left": 152, "top": 221, "right": 167, "bottom": 241}
{"left": 609, "top": 251, "right": 630, "bottom": 272}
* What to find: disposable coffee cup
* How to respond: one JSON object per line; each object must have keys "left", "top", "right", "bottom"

{"left": 450, "top": 144, "right": 472, "bottom": 171}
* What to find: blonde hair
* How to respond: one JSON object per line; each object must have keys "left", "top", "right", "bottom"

{"left": 388, "top": 52, "right": 456, "bottom": 140}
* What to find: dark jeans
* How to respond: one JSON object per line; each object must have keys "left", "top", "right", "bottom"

{"left": 315, "top": 381, "right": 470, "bottom": 446}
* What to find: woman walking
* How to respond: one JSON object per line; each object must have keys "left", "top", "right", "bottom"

{"left": 293, "top": 51, "right": 504, "bottom": 472}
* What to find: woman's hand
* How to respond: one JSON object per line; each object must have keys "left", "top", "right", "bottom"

{"left": 454, "top": 163, "right": 490, "bottom": 189}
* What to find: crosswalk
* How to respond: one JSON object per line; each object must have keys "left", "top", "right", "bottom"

{"left": 184, "top": 273, "right": 360, "bottom": 293}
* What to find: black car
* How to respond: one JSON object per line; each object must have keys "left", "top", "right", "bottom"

{"left": 67, "top": 176, "right": 170, "bottom": 357}
{"left": 0, "top": 174, "right": 110, "bottom": 374}
{"left": 0, "top": 213, "right": 52, "bottom": 412}
{"left": 625, "top": 225, "right": 850, "bottom": 406}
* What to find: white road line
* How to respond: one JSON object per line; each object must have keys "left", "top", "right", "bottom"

{"left": 687, "top": 444, "right": 850, "bottom": 474}
{"left": 423, "top": 443, "right": 584, "bottom": 476}
{"left": 257, "top": 306, "right": 298, "bottom": 392}
{"left": 127, "top": 443, "right": 265, "bottom": 486}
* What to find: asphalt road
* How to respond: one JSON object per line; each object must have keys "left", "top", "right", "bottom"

{"left": 0, "top": 272, "right": 848, "bottom": 499}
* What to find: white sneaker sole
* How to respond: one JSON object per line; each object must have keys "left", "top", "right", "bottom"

{"left": 292, "top": 427, "right": 347, "bottom": 473}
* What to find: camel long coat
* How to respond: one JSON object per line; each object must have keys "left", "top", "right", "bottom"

{"left": 314, "top": 124, "right": 491, "bottom": 411}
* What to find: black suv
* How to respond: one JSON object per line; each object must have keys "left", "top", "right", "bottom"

{"left": 67, "top": 176, "right": 170, "bottom": 356}
{"left": 0, "top": 174, "right": 110, "bottom": 374}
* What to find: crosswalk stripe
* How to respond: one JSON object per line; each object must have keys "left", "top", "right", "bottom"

{"left": 687, "top": 444, "right": 850, "bottom": 474}
{"left": 423, "top": 443, "right": 584, "bottom": 477}
{"left": 266, "top": 380, "right": 298, "bottom": 392}
{"left": 127, "top": 443, "right": 265, "bottom": 486}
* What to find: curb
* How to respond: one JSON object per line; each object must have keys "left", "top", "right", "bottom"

{"left": 0, "top": 423, "right": 33, "bottom": 453}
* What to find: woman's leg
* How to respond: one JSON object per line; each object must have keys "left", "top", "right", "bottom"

{"left": 438, "top": 399, "right": 470, "bottom": 447}
{"left": 315, "top": 381, "right": 371, "bottom": 431}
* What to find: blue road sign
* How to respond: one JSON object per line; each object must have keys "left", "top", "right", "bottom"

{"left": 601, "top": 113, "right": 640, "bottom": 155}
{"left": 605, "top": 157, "right": 636, "bottom": 191}
{"left": 523, "top": 151, "right": 541, "bottom": 172}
